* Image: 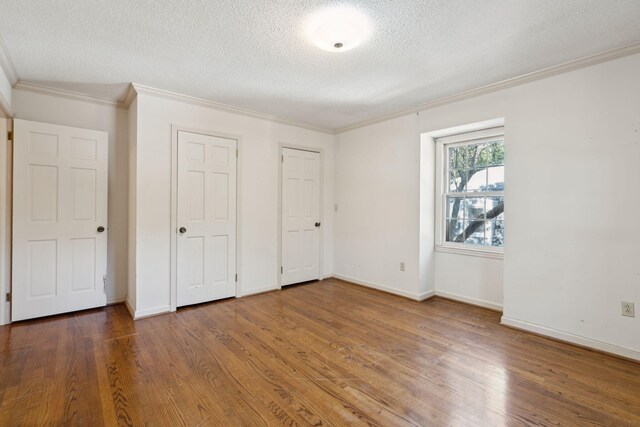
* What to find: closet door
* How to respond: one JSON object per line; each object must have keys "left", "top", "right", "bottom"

{"left": 281, "top": 148, "right": 321, "bottom": 286}
{"left": 176, "top": 131, "right": 237, "bottom": 306}
{"left": 12, "top": 119, "right": 108, "bottom": 321}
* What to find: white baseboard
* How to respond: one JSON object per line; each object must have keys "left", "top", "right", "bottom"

{"left": 333, "top": 274, "right": 434, "bottom": 302}
{"left": 107, "top": 295, "right": 126, "bottom": 305}
{"left": 124, "top": 299, "right": 170, "bottom": 320}
{"left": 501, "top": 316, "right": 640, "bottom": 362}
{"left": 237, "top": 286, "right": 279, "bottom": 298}
{"left": 435, "top": 290, "right": 503, "bottom": 312}
{"left": 417, "top": 290, "right": 436, "bottom": 301}
{"left": 124, "top": 299, "right": 135, "bottom": 319}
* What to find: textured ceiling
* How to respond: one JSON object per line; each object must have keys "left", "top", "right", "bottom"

{"left": 1, "top": 0, "right": 640, "bottom": 131}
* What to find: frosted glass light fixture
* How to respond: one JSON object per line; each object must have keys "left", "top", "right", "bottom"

{"left": 306, "top": 6, "right": 371, "bottom": 52}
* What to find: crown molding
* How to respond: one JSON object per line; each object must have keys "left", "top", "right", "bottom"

{"left": 7, "top": 40, "right": 640, "bottom": 134}
{"left": 0, "top": 38, "right": 18, "bottom": 87}
{"left": 122, "top": 83, "right": 137, "bottom": 107}
{"left": 130, "top": 83, "right": 333, "bottom": 134}
{"left": 14, "top": 81, "right": 126, "bottom": 108}
{"left": 335, "top": 41, "right": 640, "bottom": 134}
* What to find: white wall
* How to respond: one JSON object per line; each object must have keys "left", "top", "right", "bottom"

{"left": 0, "top": 66, "right": 11, "bottom": 116}
{"left": 502, "top": 53, "right": 640, "bottom": 358}
{"left": 12, "top": 89, "right": 129, "bottom": 304}
{"left": 335, "top": 52, "right": 640, "bottom": 359}
{"left": 127, "top": 97, "right": 137, "bottom": 312}
{"left": 434, "top": 253, "right": 503, "bottom": 311}
{"left": 130, "top": 92, "right": 334, "bottom": 316}
{"left": 334, "top": 114, "right": 434, "bottom": 300}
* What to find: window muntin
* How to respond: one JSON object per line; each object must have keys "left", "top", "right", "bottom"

{"left": 441, "top": 136, "right": 504, "bottom": 249}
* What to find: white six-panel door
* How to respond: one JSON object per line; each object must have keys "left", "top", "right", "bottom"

{"left": 177, "top": 131, "right": 237, "bottom": 306}
{"left": 281, "top": 148, "right": 321, "bottom": 286}
{"left": 12, "top": 119, "right": 108, "bottom": 321}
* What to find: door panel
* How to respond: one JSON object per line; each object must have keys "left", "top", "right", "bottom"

{"left": 177, "top": 131, "right": 237, "bottom": 306}
{"left": 281, "top": 148, "right": 321, "bottom": 286}
{"left": 13, "top": 119, "right": 108, "bottom": 321}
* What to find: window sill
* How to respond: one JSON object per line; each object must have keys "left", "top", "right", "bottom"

{"left": 435, "top": 245, "right": 504, "bottom": 260}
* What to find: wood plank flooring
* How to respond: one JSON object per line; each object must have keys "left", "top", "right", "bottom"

{"left": 1, "top": 278, "right": 639, "bottom": 426}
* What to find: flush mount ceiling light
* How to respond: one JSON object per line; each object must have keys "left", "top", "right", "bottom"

{"left": 305, "top": 6, "right": 371, "bottom": 52}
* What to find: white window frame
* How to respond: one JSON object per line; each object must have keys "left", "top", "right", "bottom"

{"left": 435, "top": 126, "right": 505, "bottom": 259}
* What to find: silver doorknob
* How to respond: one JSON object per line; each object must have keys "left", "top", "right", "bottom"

{"left": 179, "top": 227, "right": 187, "bottom": 234}
{"left": 97, "top": 226, "right": 105, "bottom": 233}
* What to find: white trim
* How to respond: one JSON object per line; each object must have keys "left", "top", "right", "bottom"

{"left": 7, "top": 42, "right": 640, "bottom": 134}
{"left": 278, "top": 144, "right": 324, "bottom": 288}
{"left": 333, "top": 274, "right": 435, "bottom": 302}
{"left": 169, "top": 125, "right": 242, "bottom": 311}
{"left": 432, "top": 121, "right": 505, "bottom": 255}
{"left": 0, "top": 38, "right": 18, "bottom": 87}
{"left": 133, "top": 84, "right": 332, "bottom": 134}
{"left": 436, "top": 129, "right": 505, "bottom": 146}
{"left": 0, "top": 118, "right": 10, "bottom": 325}
{"left": 124, "top": 299, "right": 135, "bottom": 319}
{"left": 130, "top": 304, "right": 171, "bottom": 320}
{"left": 107, "top": 296, "right": 126, "bottom": 305}
{"left": 14, "top": 81, "right": 125, "bottom": 108}
{"left": 435, "top": 290, "right": 502, "bottom": 312}
{"left": 501, "top": 316, "right": 640, "bottom": 362}
{"left": 423, "top": 118, "right": 505, "bottom": 139}
{"left": 122, "top": 84, "right": 137, "bottom": 107}
{"left": 237, "top": 285, "right": 279, "bottom": 298}
{"left": 336, "top": 42, "right": 640, "bottom": 134}
{"left": 435, "top": 244, "right": 504, "bottom": 259}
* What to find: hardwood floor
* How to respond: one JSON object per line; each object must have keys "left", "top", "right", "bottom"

{"left": 1, "top": 278, "right": 639, "bottom": 426}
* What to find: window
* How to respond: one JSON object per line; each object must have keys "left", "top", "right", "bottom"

{"left": 435, "top": 127, "right": 504, "bottom": 257}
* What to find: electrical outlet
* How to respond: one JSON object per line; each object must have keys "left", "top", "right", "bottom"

{"left": 621, "top": 302, "right": 635, "bottom": 318}
{"left": 399, "top": 262, "right": 405, "bottom": 272}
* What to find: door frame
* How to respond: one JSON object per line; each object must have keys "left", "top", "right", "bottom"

{"left": 170, "top": 124, "right": 242, "bottom": 312}
{"left": 277, "top": 144, "right": 324, "bottom": 289}
{"left": 0, "top": 118, "right": 11, "bottom": 325}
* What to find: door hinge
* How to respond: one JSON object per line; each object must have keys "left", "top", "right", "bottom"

{"left": 281, "top": 266, "right": 283, "bottom": 274}
{"left": 7, "top": 131, "right": 12, "bottom": 141}
{"left": 103, "top": 274, "right": 107, "bottom": 293}
{"left": 281, "top": 154, "right": 284, "bottom": 162}
{"left": 5, "top": 293, "right": 11, "bottom": 303}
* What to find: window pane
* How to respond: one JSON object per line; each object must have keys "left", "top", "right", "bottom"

{"left": 445, "top": 220, "right": 464, "bottom": 242}
{"left": 449, "top": 146, "right": 468, "bottom": 169}
{"left": 464, "top": 197, "right": 485, "bottom": 220}
{"left": 487, "top": 165, "right": 504, "bottom": 191}
{"left": 441, "top": 136, "right": 504, "bottom": 250}
{"left": 448, "top": 170, "right": 464, "bottom": 192}
{"left": 446, "top": 196, "right": 464, "bottom": 219}
{"left": 486, "top": 220, "right": 505, "bottom": 247}
{"left": 474, "top": 143, "right": 493, "bottom": 167}
{"left": 488, "top": 141, "right": 504, "bottom": 166}
{"left": 486, "top": 196, "right": 504, "bottom": 220}
{"left": 466, "top": 168, "right": 487, "bottom": 192}
{"left": 464, "top": 220, "right": 485, "bottom": 245}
